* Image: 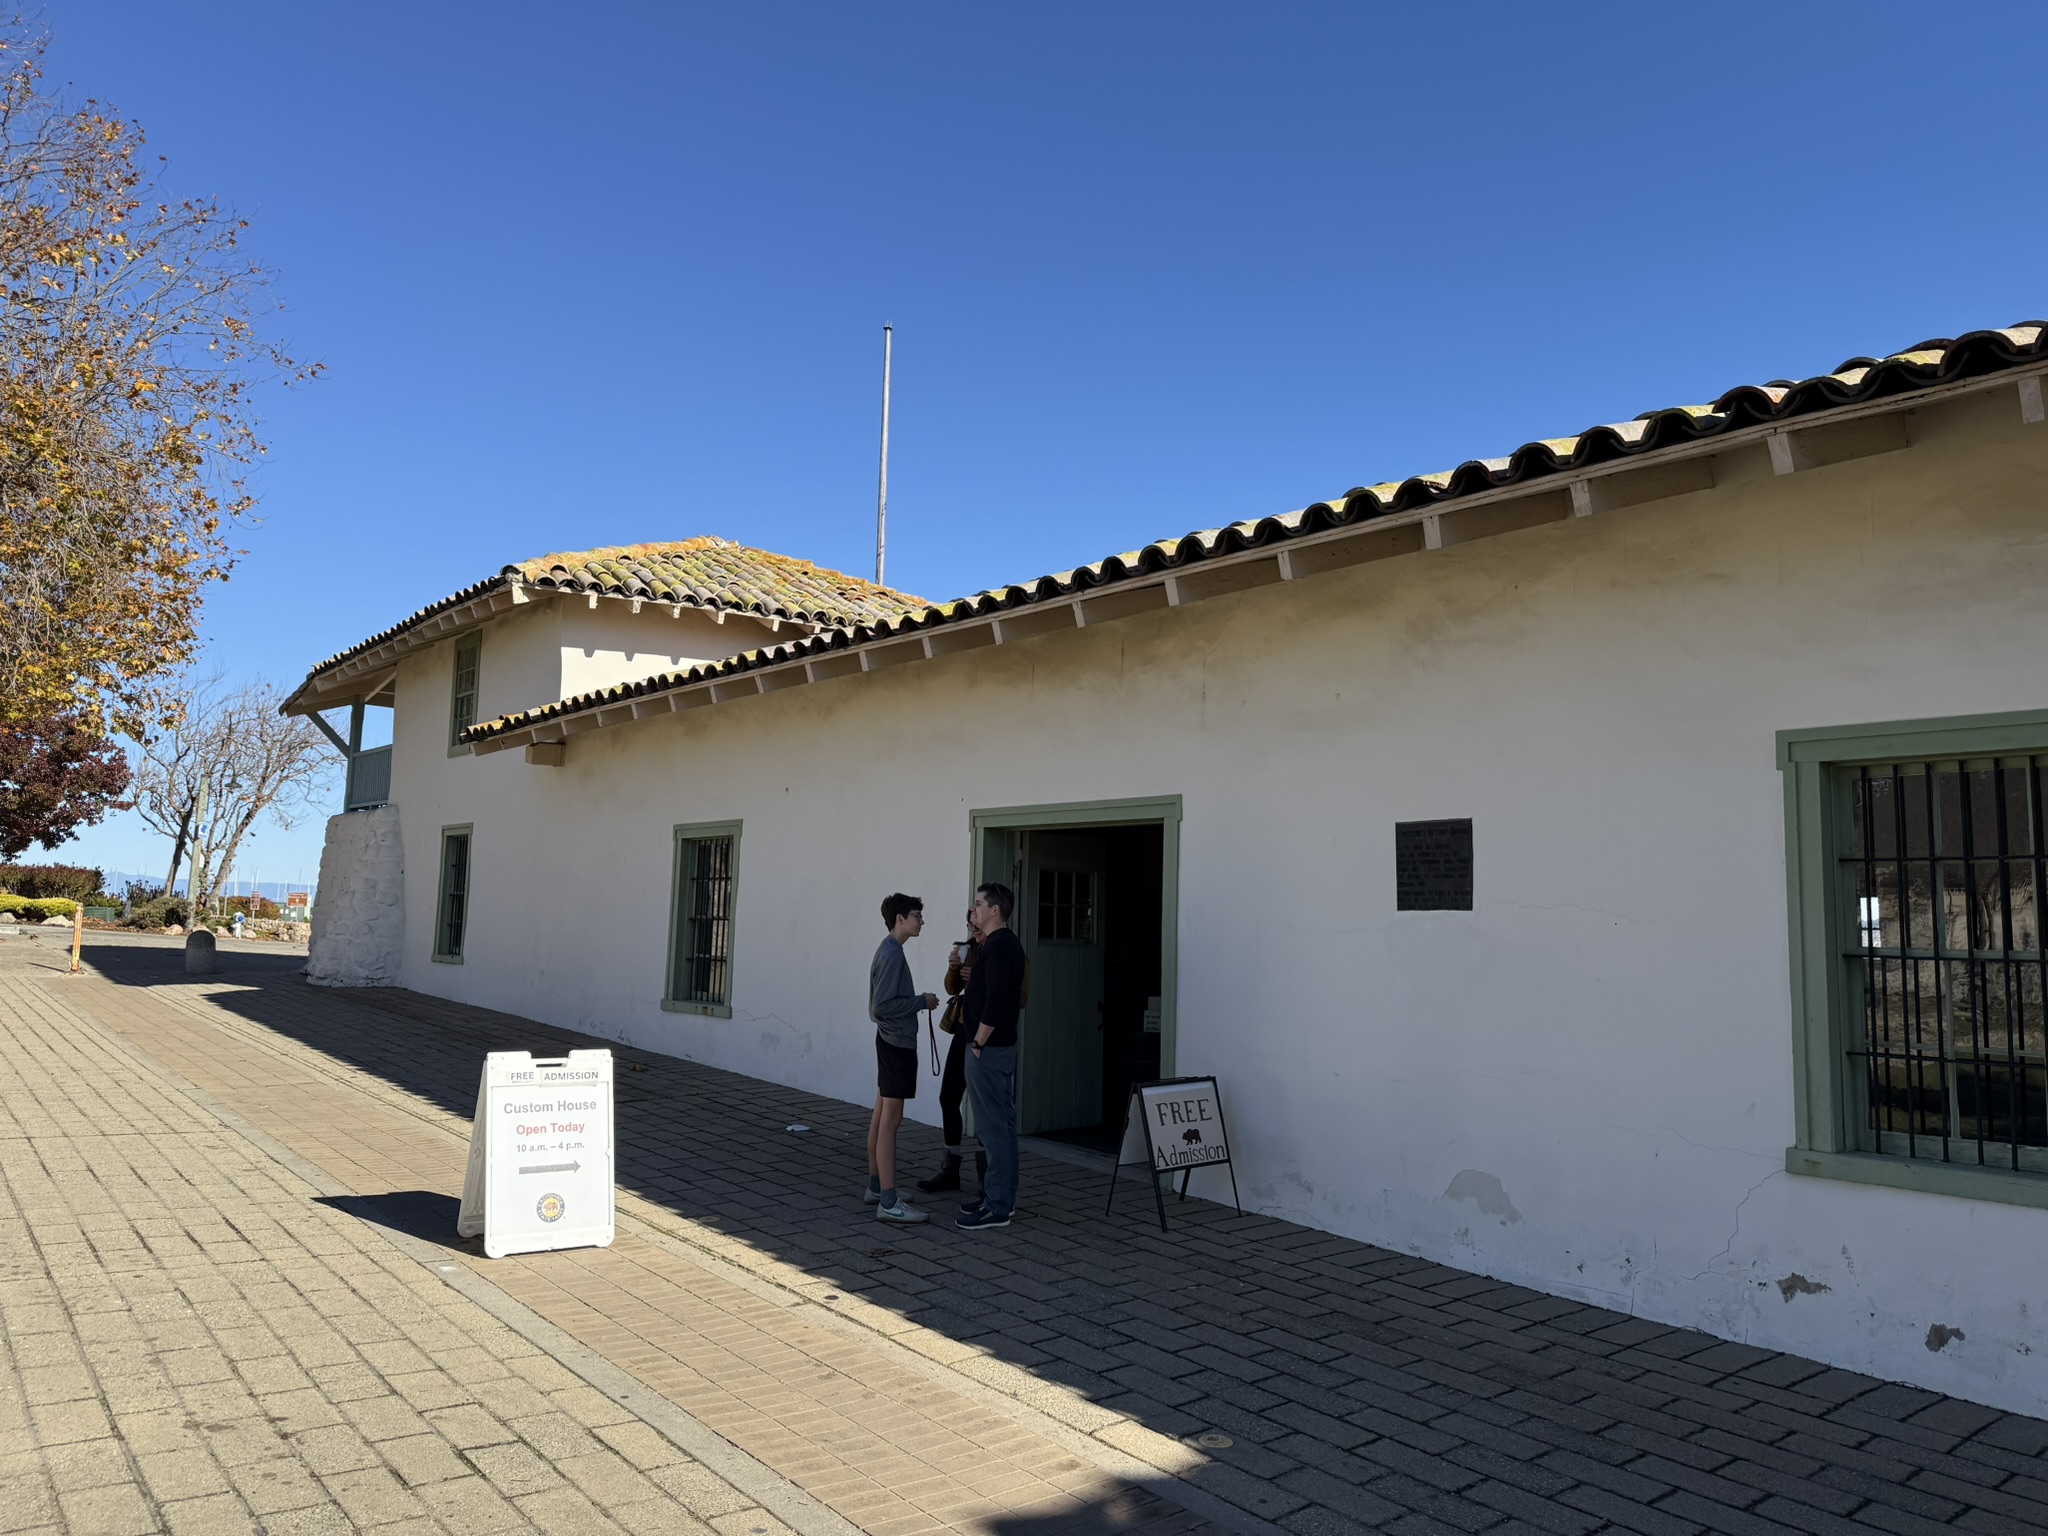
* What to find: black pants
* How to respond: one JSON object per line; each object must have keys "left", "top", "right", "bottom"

{"left": 939, "top": 1025, "right": 969, "bottom": 1147}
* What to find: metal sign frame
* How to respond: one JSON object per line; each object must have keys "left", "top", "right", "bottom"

{"left": 1104, "top": 1074, "right": 1242, "bottom": 1232}
{"left": 456, "top": 1049, "right": 616, "bottom": 1258}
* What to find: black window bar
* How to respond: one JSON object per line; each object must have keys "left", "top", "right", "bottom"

{"left": 1844, "top": 760, "right": 2048, "bottom": 1172}
{"left": 439, "top": 832, "right": 469, "bottom": 959}
{"left": 678, "top": 837, "right": 734, "bottom": 1005}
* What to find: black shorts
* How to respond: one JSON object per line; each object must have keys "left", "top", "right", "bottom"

{"left": 876, "top": 1035, "right": 918, "bottom": 1100}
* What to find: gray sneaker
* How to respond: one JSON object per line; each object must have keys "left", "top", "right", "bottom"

{"left": 876, "top": 1199, "right": 929, "bottom": 1225}
{"left": 863, "top": 1186, "right": 880, "bottom": 1205}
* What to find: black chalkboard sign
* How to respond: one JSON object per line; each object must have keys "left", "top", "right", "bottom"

{"left": 1396, "top": 819, "right": 1472, "bottom": 910}
{"left": 1105, "top": 1076, "right": 1242, "bottom": 1232}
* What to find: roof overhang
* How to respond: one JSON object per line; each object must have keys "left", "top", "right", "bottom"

{"left": 283, "top": 578, "right": 525, "bottom": 716}
{"left": 281, "top": 580, "right": 830, "bottom": 717}
{"left": 465, "top": 352, "right": 2048, "bottom": 757}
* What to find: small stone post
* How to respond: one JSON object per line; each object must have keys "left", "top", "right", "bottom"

{"left": 184, "top": 928, "right": 217, "bottom": 976}
{"left": 70, "top": 902, "right": 82, "bottom": 974}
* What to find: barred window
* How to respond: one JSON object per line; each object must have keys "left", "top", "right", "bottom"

{"left": 1844, "top": 760, "right": 2047, "bottom": 1173}
{"left": 435, "top": 828, "right": 471, "bottom": 962}
{"left": 449, "top": 632, "right": 482, "bottom": 751}
{"left": 666, "top": 824, "right": 740, "bottom": 1015}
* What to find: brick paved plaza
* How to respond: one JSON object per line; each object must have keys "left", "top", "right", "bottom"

{"left": 4, "top": 930, "right": 2047, "bottom": 1536}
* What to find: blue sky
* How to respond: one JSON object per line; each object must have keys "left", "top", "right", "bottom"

{"left": 46, "top": 1, "right": 2048, "bottom": 889}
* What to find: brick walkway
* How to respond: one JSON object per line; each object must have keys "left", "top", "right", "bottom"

{"left": 14, "top": 932, "right": 2048, "bottom": 1536}
{"left": 0, "top": 946, "right": 818, "bottom": 1536}
{"left": 4, "top": 934, "right": 1220, "bottom": 1536}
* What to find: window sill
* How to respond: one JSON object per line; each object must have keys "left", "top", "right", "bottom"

{"left": 432, "top": 953, "right": 463, "bottom": 965}
{"left": 1786, "top": 1146, "right": 2048, "bottom": 1211}
{"left": 661, "top": 999, "right": 731, "bottom": 1019}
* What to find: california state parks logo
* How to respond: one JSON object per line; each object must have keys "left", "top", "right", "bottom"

{"left": 536, "top": 1192, "right": 565, "bottom": 1223}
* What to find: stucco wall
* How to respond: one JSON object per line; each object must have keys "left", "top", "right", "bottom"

{"left": 305, "top": 804, "right": 405, "bottom": 986}
{"left": 469, "top": 600, "right": 563, "bottom": 731}
{"left": 379, "top": 385, "right": 2048, "bottom": 1414}
{"left": 451, "top": 592, "right": 788, "bottom": 730}
{"left": 556, "top": 599, "right": 776, "bottom": 700}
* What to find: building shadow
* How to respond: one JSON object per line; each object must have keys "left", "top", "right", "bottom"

{"left": 983, "top": 1479, "right": 1216, "bottom": 1536}
{"left": 76, "top": 934, "right": 2015, "bottom": 1536}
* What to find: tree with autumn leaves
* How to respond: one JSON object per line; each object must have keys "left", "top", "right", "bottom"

{"left": 0, "top": 712, "right": 128, "bottom": 860}
{"left": 0, "top": 20, "right": 312, "bottom": 859}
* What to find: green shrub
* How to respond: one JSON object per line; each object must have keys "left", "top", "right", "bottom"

{"left": 0, "top": 864, "right": 105, "bottom": 902}
{"left": 0, "top": 895, "right": 78, "bottom": 920}
{"left": 123, "top": 894, "right": 190, "bottom": 929}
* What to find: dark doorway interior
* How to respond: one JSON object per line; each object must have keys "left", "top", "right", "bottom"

{"left": 1023, "top": 822, "right": 1163, "bottom": 1153}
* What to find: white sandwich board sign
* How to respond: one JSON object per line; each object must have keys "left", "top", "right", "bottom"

{"left": 1105, "top": 1075, "right": 1242, "bottom": 1231}
{"left": 456, "top": 1050, "right": 615, "bottom": 1259}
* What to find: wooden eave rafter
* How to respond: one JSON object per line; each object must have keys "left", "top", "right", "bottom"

{"left": 469, "top": 366, "right": 2048, "bottom": 759}
{"left": 285, "top": 581, "right": 817, "bottom": 717}
{"left": 284, "top": 583, "right": 521, "bottom": 715}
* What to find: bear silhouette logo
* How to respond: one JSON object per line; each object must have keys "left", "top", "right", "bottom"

{"left": 1183, "top": 1129, "right": 1202, "bottom": 1145}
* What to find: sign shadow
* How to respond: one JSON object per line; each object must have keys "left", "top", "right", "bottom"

{"left": 316, "top": 1190, "right": 480, "bottom": 1255}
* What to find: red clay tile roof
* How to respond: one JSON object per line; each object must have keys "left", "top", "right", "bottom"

{"left": 513, "top": 539, "right": 924, "bottom": 626}
{"left": 461, "top": 319, "right": 2048, "bottom": 745}
{"left": 288, "top": 539, "right": 925, "bottom": 703}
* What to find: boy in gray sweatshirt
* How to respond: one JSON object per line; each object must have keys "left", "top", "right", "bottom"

{"left": 868, "top": 893, "right": 939, "bottom": 1223}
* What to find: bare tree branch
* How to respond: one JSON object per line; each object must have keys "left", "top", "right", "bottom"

{"left": 134, "top": 675, "right": 338, "bottom": 908}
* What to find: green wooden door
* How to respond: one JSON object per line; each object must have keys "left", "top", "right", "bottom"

{"left": 1019, "top": 830, "right": 1107, "bottom": 1134}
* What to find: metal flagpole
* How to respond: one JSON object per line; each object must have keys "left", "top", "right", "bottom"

{"left": 875, "top": 324, "right": 892, "bottom": 586}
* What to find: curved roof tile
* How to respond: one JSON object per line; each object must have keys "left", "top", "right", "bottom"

{"left": 291, "top": 537, "right": 926, "bottom": 691}
{"left": 464, "top": 320, "right": 2048, "bottom": 744}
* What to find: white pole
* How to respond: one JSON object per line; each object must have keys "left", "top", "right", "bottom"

{"left": 875, "top": 324, "right": 892, "bottom": 586}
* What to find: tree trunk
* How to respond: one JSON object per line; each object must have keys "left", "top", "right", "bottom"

{"left": 162, "top": 795, "right": 194, "bottom": 898}
{"left": 170, "top": 776, "right": 208, "bottom": 903}
{"left": 205, "top": 810, "right": 263, "bottom": 915}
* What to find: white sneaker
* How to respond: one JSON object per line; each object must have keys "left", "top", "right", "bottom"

{"left": 876, "top": 1199, "right": 929, "bottom": 1224}
{"left": 863, "top": 1186, "right": 880, "bottom": 1204}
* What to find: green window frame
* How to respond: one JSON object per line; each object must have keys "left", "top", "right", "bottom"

{"left": 433, "top": 824, "right": 472, "bottom": 963}
{"left": 448, "top": 632, "right": 482, "bottom": 755}
{"left": 1780, "top": 708, "right": 2048, "bottom": 1211}
{"left": 664, "top": 821, "right": 741, "bottom": 1017}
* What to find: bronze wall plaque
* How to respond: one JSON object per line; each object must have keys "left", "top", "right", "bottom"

{"left": 1396, "top": 819, "right": 1472, "bottom": 911}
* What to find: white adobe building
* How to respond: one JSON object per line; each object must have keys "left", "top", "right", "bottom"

{"left": 288, "top": 322, "right": 2048, "bottom": 1416}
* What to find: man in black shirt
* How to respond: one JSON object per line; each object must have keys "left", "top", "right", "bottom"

{"left": 959, "top": 881, "right": 1024, "bottom": 1230}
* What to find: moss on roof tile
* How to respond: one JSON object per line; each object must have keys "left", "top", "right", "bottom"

{"left": 513, "top": 537, "right": 924, "bottom": 626}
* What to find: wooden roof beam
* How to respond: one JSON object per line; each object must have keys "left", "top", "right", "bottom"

{"left": 804, "top": 651, "right": 864, "bottom": 683}
{"left": 986, "top": 605, "right": 1076, "bottom": 643}
{"left": 1276, "top": 521, "right": 1425, "bottom": 579}
{"left": 1569, "top": 457, "right": 1715, "bottom": 517}
{"left": 1076, "top": 583, "right": 1172, "bottom": 627}
{"left": 1430, "top": 488, "right": 1574, "bottom": 549}
{"left": 859, "top": 636, "right": 927, "bottom": 672}
{"left": 1768, "top": 414, "right": 1909, "bottom": 476}
{"left": 924, "top": 620, "right": 999, "bottom": 658}
{"left": 1163, "top": 556, "right": 1287, "bottom": 605}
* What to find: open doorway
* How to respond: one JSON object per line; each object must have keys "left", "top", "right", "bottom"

{"left": 973, "top": 799, "right": 1179, "bottom": 1152}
